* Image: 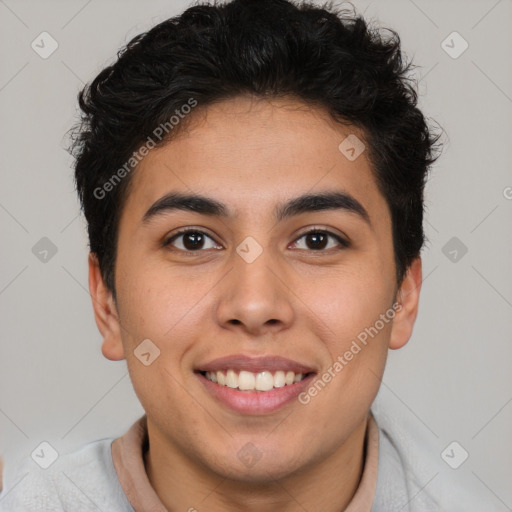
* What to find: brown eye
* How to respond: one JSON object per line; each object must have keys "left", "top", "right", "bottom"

{"left": 164, "top": 230, "right": 222, "bottom": 252}
{"left": 292, "top": 230, "right": 348, "bottom": 251}
{"left": 304, "top": 232, "right": 328, "bottom": 250}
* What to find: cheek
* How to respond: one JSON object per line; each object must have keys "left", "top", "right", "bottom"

{"left": 116, "top": 264, "right": 205, "bottom": 422}
{"left": 115, "top": 262, "right": 217, "bottom": 408}
{"left": 309, "top": 267, "right": 395, "bottom": 340}
{"left": 303, "top": 267, "right": 395, "bottom": 404}
{"left": 116, "top": 258, "right": 210, "bottom": 346}
{"left": 298, "top": 276, "right": 393, "bottom": 429}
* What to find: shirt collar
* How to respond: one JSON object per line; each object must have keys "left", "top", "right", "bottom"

{"left": 112, "top": 412, "right": 379, "bottom": 511}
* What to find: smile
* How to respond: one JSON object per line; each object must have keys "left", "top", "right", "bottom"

{"left": 195, "top": 355, "right": 317, "bottom": 414}
{"left": 202, "top": 369, "right": 308, "bottom": 392}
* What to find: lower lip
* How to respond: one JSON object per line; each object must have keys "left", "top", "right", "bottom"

{"left": 196, "top": 372, "right": 316, "bottom": 415}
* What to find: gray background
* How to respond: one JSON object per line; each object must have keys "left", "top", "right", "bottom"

{"left": 0, "top": 0, "right": 511, "bottom": 509}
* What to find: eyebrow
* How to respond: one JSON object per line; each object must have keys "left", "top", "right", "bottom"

{"left": 142, "top": 190, "right": 371, "bottom": 226}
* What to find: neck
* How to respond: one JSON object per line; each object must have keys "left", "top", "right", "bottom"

{"left": 145, "top": 415, "right": 369, "bottom": 512}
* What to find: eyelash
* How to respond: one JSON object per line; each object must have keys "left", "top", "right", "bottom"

{"left": 163, "top": 227, "right": 349, "bottom": 253}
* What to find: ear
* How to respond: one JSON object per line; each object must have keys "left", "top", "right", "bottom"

{"left": 88, "top": 253, "right": 125, "bottom": 361}
{"left": 389, "top": 257, "right": 423, "bottom": 350}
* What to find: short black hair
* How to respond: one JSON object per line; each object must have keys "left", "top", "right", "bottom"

{"left": 70, "top": 0, "right": 441, "bottom": 300}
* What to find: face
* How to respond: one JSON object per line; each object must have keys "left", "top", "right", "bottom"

{"left": 89, "top": 95, "right": 421, "bottom": 482}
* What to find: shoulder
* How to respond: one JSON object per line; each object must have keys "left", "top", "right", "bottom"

{"left": 0, "top": 438, "right": 133, "bottom": 512}
{"left": 371, "top": 403, "right": 489, "bottom": 512}
{"left": 372, "top": 416, "right": 440, "bottom": 512}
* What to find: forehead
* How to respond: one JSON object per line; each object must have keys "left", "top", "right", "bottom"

{"left": 122, "top": 95, "right": 386, "bottom": 222}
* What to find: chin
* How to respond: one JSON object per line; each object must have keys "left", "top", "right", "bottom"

{"left": 207, "top": 446, "right": 309, "bottom": 484}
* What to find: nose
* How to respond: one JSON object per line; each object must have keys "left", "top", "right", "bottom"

{"left": 215, "top": 246, "right": 294, "bottom": 337}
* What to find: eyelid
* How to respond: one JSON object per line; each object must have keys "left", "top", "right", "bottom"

{"left": 163, "top": 226, "right": 350, "bottom": 252}
{"left": 163, "top": 227, "right": 222, "bottom": 249}
{"left": 292, "top": 226, "right": 350, "bottom": 248}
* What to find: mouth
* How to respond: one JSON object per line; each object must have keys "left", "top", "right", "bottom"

{"left": 198, "top": 369, "right": 312, "bottom": 391}
{"left": 194, "top": 355, "right": 317, "bottom": 414}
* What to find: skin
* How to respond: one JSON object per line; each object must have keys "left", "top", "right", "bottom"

{"left": 89, "top": 95, "right": 422, "bottom": 512}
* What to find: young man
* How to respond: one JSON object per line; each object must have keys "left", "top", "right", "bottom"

{"left": 0, "top": 0, "right": 449, "bottom": 510}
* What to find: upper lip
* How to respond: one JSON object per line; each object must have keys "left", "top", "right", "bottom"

{"left": 196, "top": 355, "right": 317, "bottom": 374}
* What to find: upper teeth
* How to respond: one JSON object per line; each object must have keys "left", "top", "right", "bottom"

{"left": 205, "top": 370, "right": 305, "bottom": 391}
